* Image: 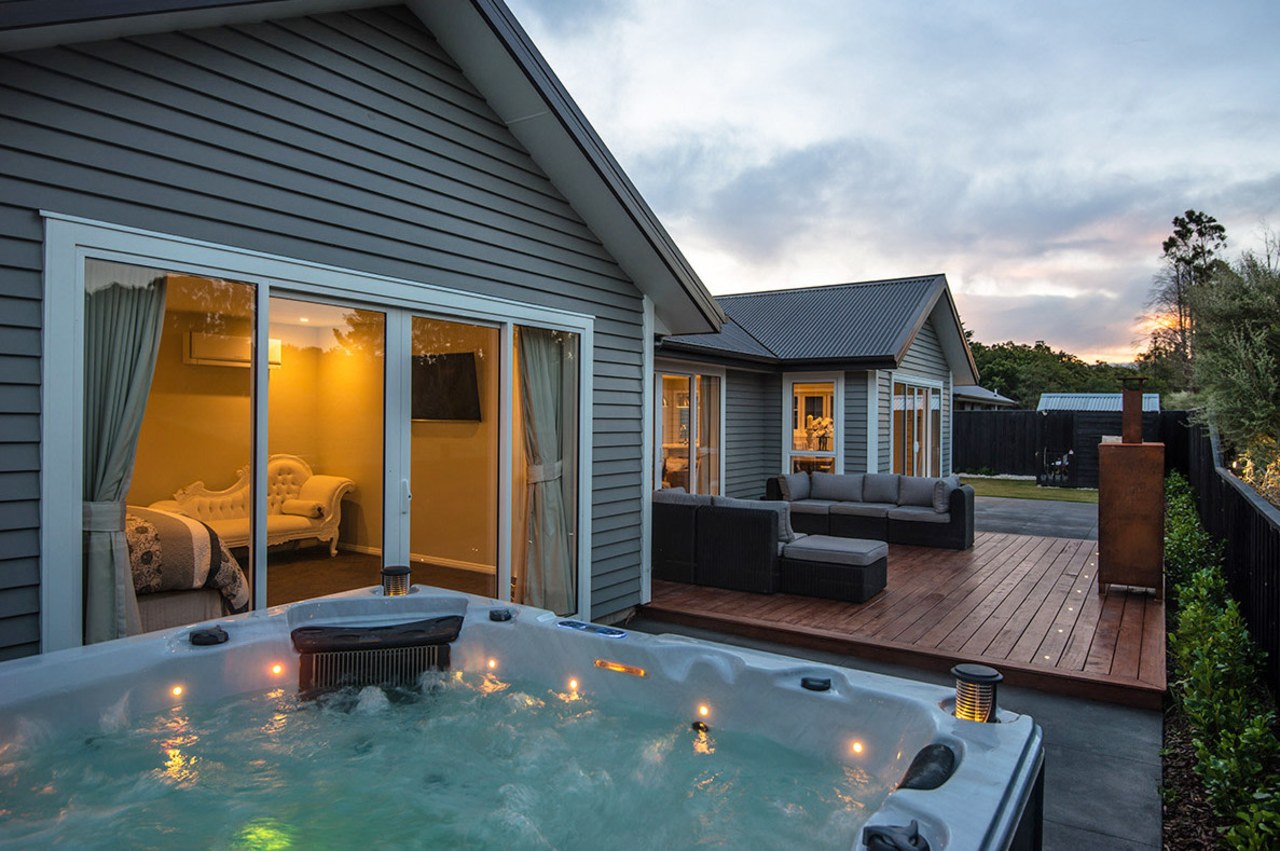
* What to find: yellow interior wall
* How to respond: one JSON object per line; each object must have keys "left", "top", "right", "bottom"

{"left": 410, "top": 320, "right": 499, "bottom": 570}
{"left": 128, "top": 307, "right": 253, "bottom": 507}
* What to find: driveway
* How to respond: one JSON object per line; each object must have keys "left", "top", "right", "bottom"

{"left": 975, "top": 495, "right": 1098, "bottom": 540}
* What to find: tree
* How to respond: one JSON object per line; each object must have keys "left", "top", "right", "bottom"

{"left": 970, "top": 339, "right": 1140, "bottom": 409}
{"left": 1143, "top": 210, "right": 1228, "bottom": 389}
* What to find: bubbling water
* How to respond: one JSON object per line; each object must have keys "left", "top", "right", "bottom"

{"left": 0, "top": 672, "right": 889, "bottom": 849}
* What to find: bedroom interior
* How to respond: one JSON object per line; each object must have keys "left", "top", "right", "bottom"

{"left": 120, "top": 267, "right": 506, "bottom": 624}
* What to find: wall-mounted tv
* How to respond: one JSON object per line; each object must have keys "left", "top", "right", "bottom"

{"left": 411, "top": 352, "right": 481, "bottom": 421}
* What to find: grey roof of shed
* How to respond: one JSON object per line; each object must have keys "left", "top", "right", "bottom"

{"left": 0, "top": 0, "right": 725, "bottom": 335}
{"left": 954, "top": 385, "right": 1019, "bottom": 407}
{"left": 660, "top": 275, "right": 979, "bottom": 384}
{"left": 1037, "top": 393, "right": 1161, "bottom": 412}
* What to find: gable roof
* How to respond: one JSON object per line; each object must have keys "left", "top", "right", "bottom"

{"left": 1037, "top": 393, "right": 1161, "bottom": 413}
{"left": 660, "top": 275, "right": 979, "bottom": 384}
{"left": 0, "top": 0, "right": 724, "bottom": 335}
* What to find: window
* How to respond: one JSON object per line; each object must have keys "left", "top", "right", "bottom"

{"left": 655, "top": 367, "right": 722, "bottom": 494}
{"left": 784, "top": 374, "right": 842, "bottom": 474}
{"left": 892, "top": 379, "right": 943, "bottom": 477}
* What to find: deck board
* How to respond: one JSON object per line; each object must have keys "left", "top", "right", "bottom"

{"left": 643, "top": 531, "right": 1165, "bottom": 708}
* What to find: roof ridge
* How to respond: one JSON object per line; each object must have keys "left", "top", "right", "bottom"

{"left": 716, "top": 274, "right": 944, "bottom": 300}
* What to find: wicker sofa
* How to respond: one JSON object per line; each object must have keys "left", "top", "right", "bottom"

{"left": 652, "top": 490, "right": 887, "bottom": 602}
{"left": 766, "top": 471, "right": 974, "bottom": 550}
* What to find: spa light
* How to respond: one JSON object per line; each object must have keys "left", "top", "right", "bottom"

{"left": 851, "top": 741, "right": 864, "bottom": 755}
{"left": 170, "top": 685, "right": 184, "bottom": 698}
{"left": 952, "top": 663, "right": 1003, "bottom": 723}
{"left": 593, "top": 659, "right": 647, "bottom": 678}
{"left": 487, "top": 658, "right": 498, "bottom": 670}
{"left": 568, "top": 677, "right": 579, "bottom": 692}
{"left": 270, "top": 663, "right": 284, "bottom": 676}
{"left": 380, "top": 565, "right": 411, "bottom": 596}
{"left": 697, "top": 703, "right": 710, "bottom": 719}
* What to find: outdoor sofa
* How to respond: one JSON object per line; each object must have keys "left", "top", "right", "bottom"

{"left": 652, "top": 489, "right": 887, "bottom": 603}
{"left": 766, "top": 471, "right": 975, "bottom": 550}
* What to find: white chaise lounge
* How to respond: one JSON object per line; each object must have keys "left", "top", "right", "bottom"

{"left": 151, "top": 454, "right": 355, "bottom": 556}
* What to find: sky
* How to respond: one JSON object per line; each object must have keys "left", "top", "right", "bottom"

{"left": 504, "top": 0, "right": 1280, "bottom": 363}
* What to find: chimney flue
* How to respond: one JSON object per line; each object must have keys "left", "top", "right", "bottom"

{"left": 1120, "top": 377, "right": 1146, "bottom": 444}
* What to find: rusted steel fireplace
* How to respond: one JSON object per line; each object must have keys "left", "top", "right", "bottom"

{"left": 1097, "top": 377, "right": 1165, "bottom": 596}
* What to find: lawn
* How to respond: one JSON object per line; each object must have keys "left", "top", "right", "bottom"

{"left": 959, "top": 476, "right": 1099, "bottom": 504}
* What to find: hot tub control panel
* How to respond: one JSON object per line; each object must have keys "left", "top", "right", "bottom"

{"left": 557, "top": 620, "right": 626, "bottom": 639}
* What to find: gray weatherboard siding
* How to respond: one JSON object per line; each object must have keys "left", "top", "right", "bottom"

{"left": 724, "top": 368, "right": 781, "bottom": 498}
{"left": 0, "top": 5, "right": 653, "bottom": 657}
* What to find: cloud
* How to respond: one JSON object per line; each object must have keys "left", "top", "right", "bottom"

{"left": 506, "top": 0, "right": 1280, "bottom": 360}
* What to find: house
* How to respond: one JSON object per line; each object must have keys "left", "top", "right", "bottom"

{"left": 0, "top": 0, "right": 725, "bottom": 657}
{"left": 654, "top": 276, "right": 979, "bottom": 498}
{"left": 1037, "top": 393, "right": 1161, "bottom": 412}
{"left": 954, "top": 384, "right": 1019, "bottom": 411}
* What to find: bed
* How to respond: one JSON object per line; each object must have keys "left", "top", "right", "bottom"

{"left": 126, "top": 506, "right": 250, "bottom": 633}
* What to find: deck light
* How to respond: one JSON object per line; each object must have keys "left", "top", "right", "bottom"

{"left": 952, "top": 663, "right": 1002, "bottom": 723}
{"left": 381, "top": 565, "right": 411, "bottom": 596}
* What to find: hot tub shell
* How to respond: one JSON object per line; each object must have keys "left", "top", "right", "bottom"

{"left": 0, "top": 587, "right": 1043, "bottom": 850}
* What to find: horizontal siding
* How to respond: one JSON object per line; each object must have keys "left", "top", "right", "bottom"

{"left": 724, "top": 369, "right": 781, "bottom": 498}
{"left": 843, "top": 371, "right": 869, "bottom": 472}
{"left": 0, "top": 5, "right": 653, "bottom": 650}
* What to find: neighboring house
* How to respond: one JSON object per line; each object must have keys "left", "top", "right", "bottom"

{"left": 1037, "top": 393, "right": 1161, "bottom": 413}
{"left": 654, "top": 276, "right": 979, "bottom": 499}
{"left": 0, "top": 0, "right": 724, "bottom": 658}
{"left": 954, "top": 384, "right": 1019, "bottom": 411}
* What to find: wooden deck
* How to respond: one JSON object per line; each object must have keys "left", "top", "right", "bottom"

{"left": 643, "top": 532, "right": 1166, "bottom": 708}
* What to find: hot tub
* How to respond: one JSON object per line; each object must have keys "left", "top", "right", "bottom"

{"left": 0, "top": 587, "right": 1043, "bottom": 850}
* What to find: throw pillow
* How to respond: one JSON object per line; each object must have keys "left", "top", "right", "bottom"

{"left": 778, "top": 472, "right": 810, "bottom": 501}
{"left": 863, "top": 473, "right": 900, "bottom": 504}
{"left": 932, "top": 476, "right": 962, "bottom": 512}
{"left": 811, "top": 472, "right": 864, "bottom": 502}
{"left": 898, "top": 477, "right": 938, "bottom": 507}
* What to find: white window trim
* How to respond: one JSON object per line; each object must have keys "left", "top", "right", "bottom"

{"left": 652, "top": 359, "right": 727, "bottom": 496}
{"left": 782, "top": 372, "right": 845, "bottom": 474}
{"left": 888, "top": 373, "right": 945, "bottom": 478}
{"left": 41, "top": 212, "right": 595, "bottom": 651}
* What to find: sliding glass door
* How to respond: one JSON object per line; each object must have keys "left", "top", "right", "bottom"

{"left": 655, "top": 367, "right": 722, "bottom": 495}
{"left": 892, "top": 380, "right": 942, "bottom": 477}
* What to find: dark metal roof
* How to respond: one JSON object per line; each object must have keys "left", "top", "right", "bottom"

{"left": 954, "top": 385, "right": 1018, "bottom": 406}
{"left": 661, "top": 275, "right": 945, "bottom": 364}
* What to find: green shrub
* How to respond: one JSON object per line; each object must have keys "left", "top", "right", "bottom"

{"left": 1164, "top": 473, "right": 1280, "bottom": 844}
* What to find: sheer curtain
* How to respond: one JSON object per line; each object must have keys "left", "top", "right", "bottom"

{"left": 83, "top": 261, "right": 167, "bottom": 643}
{"left": 517, "top": 327, "right": 574, "bottom": 615}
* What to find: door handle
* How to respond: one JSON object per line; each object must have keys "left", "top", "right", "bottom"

{"left": 401, "top": 479, "right": 412, "bottom": 515}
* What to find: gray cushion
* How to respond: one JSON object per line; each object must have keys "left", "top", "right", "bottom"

{"left": 776, "top": 531, "right": 808, "bottom": 556}
{"left": 712, "top": 496, "right": 797, "bottom": 543}
{"left": 789, "top": 498, "right": 840, "bottom": 515}
{"left": 810, "top": 472, "right": 864, "bottom": 502}
{"left": 863, "top": 473, "right": 900, "bottom": 504}
{"left": 782, "top": 534, "right": 888, "bottom": 566}
{"left": 932, "top": 476, "right": 962, "bottom": 512}
{"left": 898, "top": 476, "right": 939, "bottom": 507}
{"left": 829, "top": 501, "right": 894, "bottom": 518}
{"left": 887, "top": 505, "right": 952, "bottom": 524}
{"left": 653, "top": 488, "right": 712, "bottom": 506}
{"left": 777, "top": 472, "right": 811, "bottom": 501}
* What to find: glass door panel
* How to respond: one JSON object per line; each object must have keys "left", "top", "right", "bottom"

{"left": 695, "top": 375, "right": 721, "bottom": 495}
{"left": 789, "top": 379, "right": 836, "bottom": 474}
{"left": 660, "top": 375, "right": 691, "bottom": 490}
{"left": 408, "top": 316, "right": 499, "bottom": 597}
{"left": 265, "top": 297, "right": 385, "bottom": 606}
{"left": 513, "top": 326, "right": 579, "bottom": 615}
{"left": 116, "top": 263, "right": 255, "bottom": 638}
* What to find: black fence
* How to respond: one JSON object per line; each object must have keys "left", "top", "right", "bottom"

{"left": 954, "top": 410, "right": 1190, "bottom": 489}
{"left": 1185, "top": 424, "right": 1280, "bottom": 696}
